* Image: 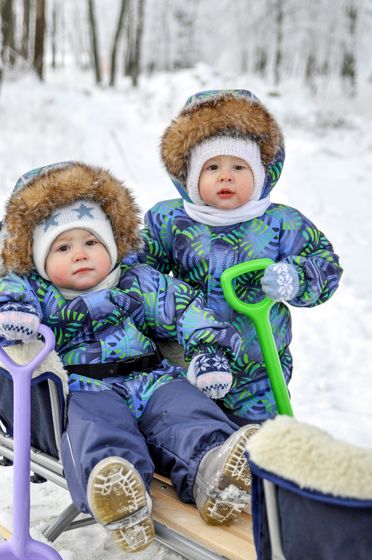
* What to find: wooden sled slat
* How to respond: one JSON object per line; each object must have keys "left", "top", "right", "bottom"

{"left": 151, "top": 475, "right": 255, "bottom": 560}
{"left": 0, "top": 524, "right": 11, "bottom": 540}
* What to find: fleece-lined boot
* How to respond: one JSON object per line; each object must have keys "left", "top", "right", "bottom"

{"left": 87, "top": 456, "right": 154, "bottom": 553}
{"left": 193, "top": 424, "right": 259, "bottom": 525}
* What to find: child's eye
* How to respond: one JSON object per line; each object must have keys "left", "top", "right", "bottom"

{"left": 86, "top": 239, "right": 98, "bottom": 247}
{"left": 57, "top": 244, "right": 69, "bottom": 252}
{"left": 233, "top": 165, "right": 245, "bottom": 171}
{"left": 207, "top": 164, "right": 219, "bottom": 171}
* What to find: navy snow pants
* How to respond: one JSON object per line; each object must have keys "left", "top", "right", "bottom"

{"left": 61, "top": 378, "right": 238, "bottom": 513}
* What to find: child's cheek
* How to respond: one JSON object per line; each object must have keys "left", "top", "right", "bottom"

{"left": 47, "top": 263, "right": 67, "bottom": 285}
{"left": 52, "top": 271, "right": 66, "bottom": 284}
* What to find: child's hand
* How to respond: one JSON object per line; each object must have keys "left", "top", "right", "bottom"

{"left": 187, "top": 352, "right": 232, "bottom": 399}
{"left": 0, "top": 311, "right": 40, "bottom": 343}
{"left": 261, "top": 262, "right": 299, "bottom": 301}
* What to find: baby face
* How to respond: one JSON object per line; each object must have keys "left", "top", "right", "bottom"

{"left": 198, "top": 155, "right": 254, "bottom": 210}
{"left": 45, "top": 228, "right": 112, "bottom": 291}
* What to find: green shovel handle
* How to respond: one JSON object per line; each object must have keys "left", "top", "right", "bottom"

{"left": 221, "top": 259, "right": 294, "bottom": 416}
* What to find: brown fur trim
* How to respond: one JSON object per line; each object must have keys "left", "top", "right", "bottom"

{"left": 161, "top": 95, "right": 284, "bottom": 183}
{"left": 2, "top": 162, "right": 141, "bottom": 275}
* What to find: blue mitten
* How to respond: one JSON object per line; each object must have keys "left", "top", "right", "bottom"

{"left": 0, "top": 311, "right": 40, "bottom": 343}
{"left": 261, "top": 262, "right": 299, "bottom": 301}
{"left": 187, "top": 352, "right": 233, "bottom": 399}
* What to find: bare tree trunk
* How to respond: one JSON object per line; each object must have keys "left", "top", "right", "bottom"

{"left": 34, "top": 0, "right": 46, "bottom": 80}
{"left": 123, "top": 13, "right": 131, "bottom": 76}
{"left": 109, "top": 0, "right": 128, "bottom": 87}
{"left": 173, "top": 1, "right": 198, "bottom": 70}
{"left": 161, "top": 0, "right": 171, "bottom": 72}
{"left": 87, "top": 0, "right": 101, "bottom": 84}
{"left": 21, "top": 0, "right": 31, "bottom": 60}
{"left": 273, "top": 0, "right": 284, "bottom": 86}
{"left": 342, "top": 0, "right": 357, "bottom": 96}
{"left": 0, "top": 0, "right": 6, "bottom": 87}
{"left": 303, "top": 2, "right": 318, "bottom": 93}
{"left": 7, "top": 0, "right": 15, "bottom": 65}
{"left": 305, "top": 52, "right": 316, "bottom": 88}
{"left": 131, "top": 0, "right": 144, "bottom": 87}
{"left": 124, "top": 1, "right": 136, "bottom": 78}
{"left": 1, "top": 0, "right": 15, "bottom": 68}
{"left": 142, "top": 0, "right": 170, "bottom": 73}
{"left": 255, "top": 47, "right": 268, "bottom": 77}
{"left": 60, "top": 0, "right": 66, "bottom": 66}
{"left": 51, "top": 0, "right": 58, "bottom": 68}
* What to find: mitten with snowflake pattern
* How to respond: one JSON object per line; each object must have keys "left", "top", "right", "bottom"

{"left": 187, "top": 352, "right": 233, "bottom": 399}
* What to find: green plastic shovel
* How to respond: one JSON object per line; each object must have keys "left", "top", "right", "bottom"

{"left": 221, "top": 258, "right": 294, "bottom": 416}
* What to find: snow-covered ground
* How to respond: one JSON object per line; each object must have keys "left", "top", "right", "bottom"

{"left": 1, "top": 65, "right": 372, "bottom": 558}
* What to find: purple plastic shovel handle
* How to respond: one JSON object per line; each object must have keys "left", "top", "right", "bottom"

{"left": 0, "top": 325, "right": 64, "bottom": 559}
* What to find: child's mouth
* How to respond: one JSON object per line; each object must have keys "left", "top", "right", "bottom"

{"left": 74, "top": 268, "right": 92, "bottom": 275}
{"left": 217, "top": 189, "right": 234, "bottom": 199}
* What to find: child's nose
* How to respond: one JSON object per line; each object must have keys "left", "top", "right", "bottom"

{"left": 73, "top": 249, "right": 87, "bottom": 261}
{"left": 219, "top": 168, "right": 232, "bottom": 182}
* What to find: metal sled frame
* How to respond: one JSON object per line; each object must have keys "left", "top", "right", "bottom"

{"left": 0, "top": 372, "right": 254, "bottom": 560}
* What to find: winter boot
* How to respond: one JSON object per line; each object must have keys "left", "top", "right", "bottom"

{"left": 193, "top": 424, "right": 259, "bottom": 525}
{"left": 87, "top": 456, "right": 154, "bottom": 553}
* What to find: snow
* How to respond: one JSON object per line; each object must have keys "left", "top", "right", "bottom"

{"left": 217, "top": 484, "right": 251, "bottom": 505}
{"left": 1, "top": 64, "right": 372, "bottom": 557}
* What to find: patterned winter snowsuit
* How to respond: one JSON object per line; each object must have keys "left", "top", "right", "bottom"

{"left": 0, "top": 264, "right": 240, "bottom": 416}
{"left": 0, "top": 162, "right": 240, "bottom": 512}
{"left": 137, "top": 89, "right": 343, "bottom": 422}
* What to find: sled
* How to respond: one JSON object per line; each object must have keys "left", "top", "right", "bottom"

{"left": 0, "top": 354, "right": 256, "bottom": 560}
{"left": 0, "top": 525, "right": 11, "bottom": 540}
{"left": 0, "top": 258, "right": 293, "bottom": 559}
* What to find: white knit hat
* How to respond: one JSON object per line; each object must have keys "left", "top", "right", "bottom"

{"left": 186, "top": 136, "right": 266, "bottom": 205}
{"left": 32, "top": 200, "right": 117, "bottom": 280}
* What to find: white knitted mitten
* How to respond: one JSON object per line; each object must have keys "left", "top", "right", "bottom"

{"left": 187, "top": 352, "right": 233, "bottom": 399}
{"left": 0, "top": 311, "right": 40, "bottom": 343}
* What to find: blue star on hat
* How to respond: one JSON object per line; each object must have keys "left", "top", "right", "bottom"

{"left": 72, "top": 202, "right": 95, "bottom": 220}
{"left": 43, "top": 213, "right": 61, "bottom": 232}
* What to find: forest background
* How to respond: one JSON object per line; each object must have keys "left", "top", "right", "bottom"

{"left": 1, "top": 0, "right": 372, "bottom": 95}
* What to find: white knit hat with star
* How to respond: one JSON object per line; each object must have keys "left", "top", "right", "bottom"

{"left": 32, "top": 200, "right": 117, "bottom": 280}
{"left": 186, "top": 136, "right": 266, "bottom": 205}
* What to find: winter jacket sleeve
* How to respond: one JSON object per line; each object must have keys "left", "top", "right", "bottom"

{"left": 276, "top": 206, "right": 342, "bottom": 307}
{"left": 124, "top": 265, "right": 241, "bottom": 361}
{"left": 0, "top": 273, "right": 43, "bottom": 345}
{"left": 135, "top": 203, "right": 176, "bottom": 273}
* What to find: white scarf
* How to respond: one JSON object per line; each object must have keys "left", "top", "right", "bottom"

{"left": 58, "top": 265, "right": 121, "bottom": 300}
{"left": 183, "top": 196, "right": 271, "bottom": 227}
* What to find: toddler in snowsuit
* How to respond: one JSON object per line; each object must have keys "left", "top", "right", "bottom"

{"left": 136, "top": 89, "right": 343, "bottom": 423}
{"left": 0, "top": 161, "right": 256, "bottom": 553}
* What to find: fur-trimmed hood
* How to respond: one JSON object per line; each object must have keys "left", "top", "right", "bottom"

{"left": 161, "top": 89, "right": 285, "bottom": 202}
{"left": 0, "top": 161, "right": 141, "bottom": 276}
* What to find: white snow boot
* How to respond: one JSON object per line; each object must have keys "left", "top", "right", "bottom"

{"left": 87, "top": 456, "right": 154, "bottom": 553}
{"left": 193, "top": 424, "right": 259, "bottom": 525}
